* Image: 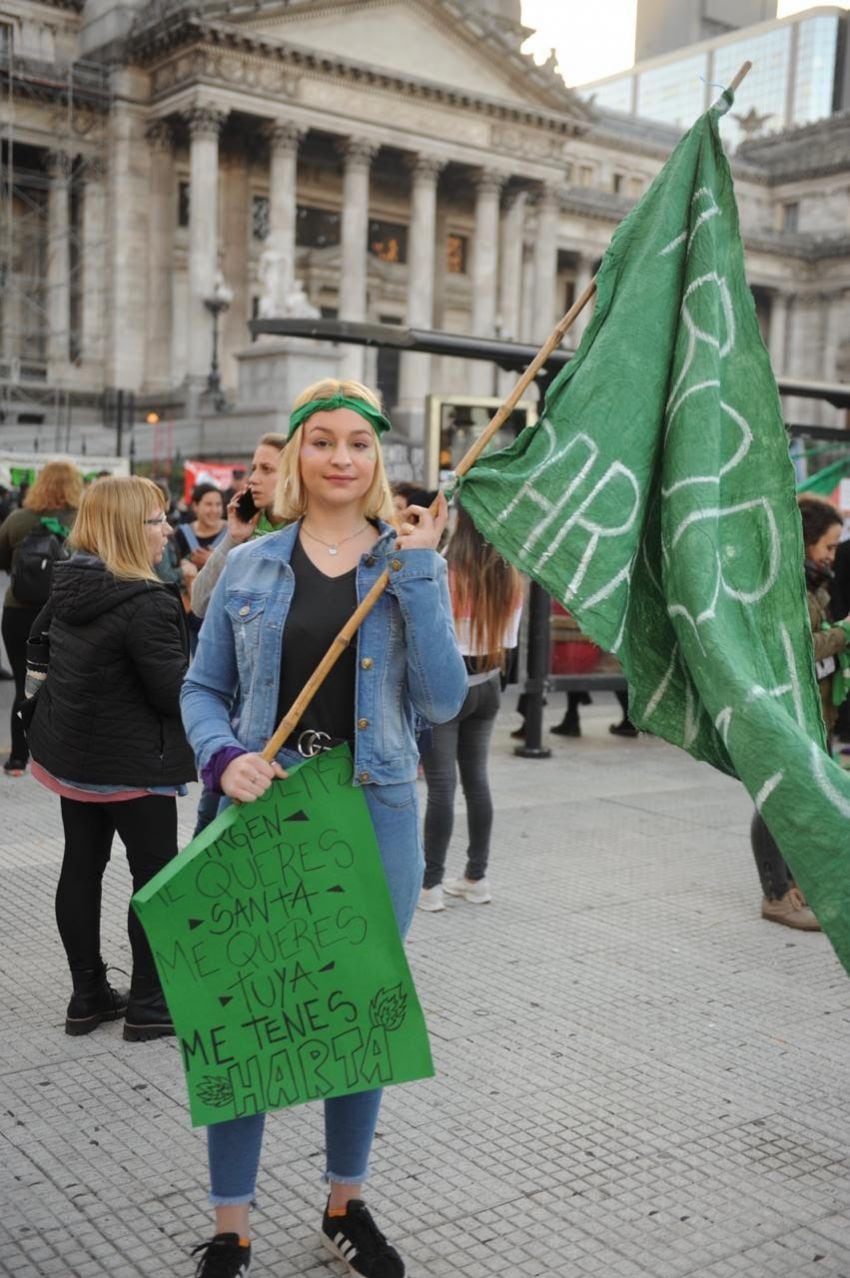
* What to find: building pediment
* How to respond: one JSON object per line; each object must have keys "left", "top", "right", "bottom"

{"left": 206, "top": 0, "right": 590, "bottom": 122}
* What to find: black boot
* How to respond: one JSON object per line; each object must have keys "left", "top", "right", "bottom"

{"left": 123, "top": 978, "right": 175, "bottom": 1042}
{"left": 551, "top": 713, "right": 580, "bottom": 737}
{"left": 66, "top": 964, "right": 129, "bottom": 1036}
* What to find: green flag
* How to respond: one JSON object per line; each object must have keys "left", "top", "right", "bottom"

{"left": 133, "top": 747, "right": 433, "bottom": 1126}
{"left": 797, "top": 456, "right": 850, "bottom": 497}
{"left": 460, "top": 92, "right": 850, "bottom": 968}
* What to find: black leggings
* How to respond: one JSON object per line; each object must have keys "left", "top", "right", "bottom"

{"left": 56, "top": 795, "right": 178, "bottom": 986}
{"left": 1, "top": 603, "right": 38, "bottom": 763}
{"left": 422, "top": 675, "right": 501, "bottom": 888}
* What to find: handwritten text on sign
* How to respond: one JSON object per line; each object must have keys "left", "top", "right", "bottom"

{"left": 132, "top": 748, "right": 432, "bottom": 1127}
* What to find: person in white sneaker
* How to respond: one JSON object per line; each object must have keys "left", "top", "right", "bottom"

{"left": 418, "top": 499, "right": 523, "bottom": 913}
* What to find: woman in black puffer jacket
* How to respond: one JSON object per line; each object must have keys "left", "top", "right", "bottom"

{"left": 26, "top": 476, "right": 196, "bottom": 1041}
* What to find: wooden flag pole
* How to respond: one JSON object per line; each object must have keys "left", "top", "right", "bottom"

{"left": 261, "top": 59, "right": 755, "bottom": 763}
{"left": 260, "top": 286, "right": 598, "bottom": 762}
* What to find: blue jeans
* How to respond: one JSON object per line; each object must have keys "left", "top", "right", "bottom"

{"left": 207, "top": 755, "right": 422, "bottom": 1205}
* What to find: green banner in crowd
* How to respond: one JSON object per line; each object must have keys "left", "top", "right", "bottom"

{"left": 133, "top": 747, "right": 433, "bottom": 1127}
{"left": 460, "top": 92, "right": 850, "bottom": 970}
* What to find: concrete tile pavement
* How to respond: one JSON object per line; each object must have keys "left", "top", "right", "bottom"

{"left": 2, "top": 681, "right": 850, "bottom": 1278}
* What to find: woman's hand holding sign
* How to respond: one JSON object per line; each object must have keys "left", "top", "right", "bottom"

{"left": 222, "top": 752, "right": 287, "bottom": 804}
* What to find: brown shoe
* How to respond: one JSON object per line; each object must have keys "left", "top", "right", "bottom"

{"left": 761, "top": 888, "right": 821, "bottom": 931}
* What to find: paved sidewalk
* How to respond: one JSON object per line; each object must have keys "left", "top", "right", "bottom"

{"left": 3, "top": 681, "right": 850, "bottom": 1278}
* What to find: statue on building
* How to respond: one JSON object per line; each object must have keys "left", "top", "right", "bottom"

{"left": 257, "top": 247, "right": 319, "bottom": 320}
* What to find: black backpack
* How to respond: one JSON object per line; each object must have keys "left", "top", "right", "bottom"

{"left": 11, "top": 516, "right": 71, "bottom": 607}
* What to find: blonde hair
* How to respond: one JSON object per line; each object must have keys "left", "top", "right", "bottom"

{"left": 258, "top": 432, "right": 287, "bottom": 451}
{"left": 274, "top": 378, "right": 395, "bottom": 523}
{"left": 24, "top": 461, "right": 83, "bottom": 513}
{"left": 70, "top": 476, "right": 166, "bottom": 581}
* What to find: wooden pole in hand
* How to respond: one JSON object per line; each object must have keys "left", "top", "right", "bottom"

{"left": 260, "top": 288, "right": 598, "bottom": 761}
{"left": 261, "top": 60, "right": 755, "bottom": 763}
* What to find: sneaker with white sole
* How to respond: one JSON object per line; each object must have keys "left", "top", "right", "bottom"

{"left": 417, "top": 885, "right": 445, "bottom": 912}
{"left": 443, "top": 876, "right": 492, "bottom": 904}
{"left": 321, "top": 1198, "right": 404, "bottom": 1277}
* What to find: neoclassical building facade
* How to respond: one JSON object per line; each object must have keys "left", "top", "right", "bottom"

{"left": 1, "top": 0, "right": 848, "bottom": 458}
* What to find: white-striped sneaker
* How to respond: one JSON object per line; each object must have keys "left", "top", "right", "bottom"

{"left": 321, "top": 1198, "right": 404, "bottom": 1277}
{"left": 443, "top": 876, "right": 492, "bottom": 904}
{"left": 417, "top": 885, "right": 445, "bottom": 912}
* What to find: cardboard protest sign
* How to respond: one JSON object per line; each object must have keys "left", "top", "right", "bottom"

{"left": 132, "top": 746, "right": 433, "bottom": 1127}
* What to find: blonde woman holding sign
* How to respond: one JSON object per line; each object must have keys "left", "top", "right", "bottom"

{"left": 181, "top": 378, "right": 466, "bottom": 1278}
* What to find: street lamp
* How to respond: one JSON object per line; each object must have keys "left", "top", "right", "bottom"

{"left": 203, "top": 272, "right": 233, "bottom": 409}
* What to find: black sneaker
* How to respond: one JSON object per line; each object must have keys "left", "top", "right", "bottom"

{"left": 321, "top": 1199, "right": 404, "bottom": 1277}
{"left": 191, "top": 1233, "right": 251, "bottom": 1277}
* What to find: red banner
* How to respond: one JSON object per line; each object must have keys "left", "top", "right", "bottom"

{"left": 182, "top": 459, "right": 245, "bottom": 504}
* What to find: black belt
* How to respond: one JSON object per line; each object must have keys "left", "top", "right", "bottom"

{"left": 295, "top": 729, "right": 352, "bottom": 758}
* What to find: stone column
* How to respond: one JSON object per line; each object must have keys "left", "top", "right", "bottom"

{"left": 769, "top": 289, "right": 789, "bottom": 376}
{"left": 267, "top": 120, "right": 304, "bottom": 277}
{"left": 185, "top": 104, "right": 227, "bottom": 386}
{"left": 572, "top": 252, "right": 595, "bottom": 346}
{"left": 80, "top": 156, "right": 106, "bottom": 371}
{"left": 520, "top": 242, "right": 535, "bottom": 342}
{"left": 220, "top": 148, "right": 249, "bottom": 393}
{"left": 470, "top": 168, "right": 504, "bottom": 395}
{"left": 398, "top": 154, "right": 443, "bottom": 435}
{"left": 338, "top": 137, "right": 376, "bottom": 381}
{"left": 144, "top": 121, "right": 174, "bottom": 389}
{"left": 45, "top": 150, "right": 73, "bottom": 375}
{"left": 532, "top": 183, "right": 559, "bottom": 343}
{"left": 497, "top": 188, "right": 526, "bottom": 395}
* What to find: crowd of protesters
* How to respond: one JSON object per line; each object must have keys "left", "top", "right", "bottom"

{"left": 2, "top": 405, "right": 850, "bottom": 1277}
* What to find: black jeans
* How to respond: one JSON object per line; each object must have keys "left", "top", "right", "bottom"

{"left": 750, "top": 811, "right": 792, "bottom": 901}
{"left": 57, "top": 795, "right": 178, "bottom": 987}
{"left": 421, "top": 674, "right": 501, "bottom": 889}
{"left": 1, "top": 603, "right": 38, "bottom": 763}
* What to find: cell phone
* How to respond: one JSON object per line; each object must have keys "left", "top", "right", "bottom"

{"left": 234, "top": 488, "right": 258, "bottom": 521}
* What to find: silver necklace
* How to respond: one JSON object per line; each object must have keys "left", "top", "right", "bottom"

{"left": 301, "top": 522, "right": 369, "bottom": 557}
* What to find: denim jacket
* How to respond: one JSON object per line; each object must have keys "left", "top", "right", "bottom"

{"left": 180, "top": 519, "right": 467, "bottom": 786}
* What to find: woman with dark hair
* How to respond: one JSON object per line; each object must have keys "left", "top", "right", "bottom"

{"left": 418, "top": 499, "right": 523, "bottom": 911}
{"left": 753, "top": 495, "right": 849, "bottom": 931}
{"left": 173, "top": 483, "right": 226, "bottom": 640}
{"left": 0, "top": 460, "right": 83, "bottom": 776}
{"left": 25, "top": 476, "right": 195, "bottom": 1038}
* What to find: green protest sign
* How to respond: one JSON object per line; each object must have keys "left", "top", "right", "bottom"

{"left": 132, "top": 747, "right": 433, "bottom": 1127}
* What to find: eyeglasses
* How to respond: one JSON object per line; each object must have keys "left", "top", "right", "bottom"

{"left": 144, "top": 514, "right": 168, "bottom": 526}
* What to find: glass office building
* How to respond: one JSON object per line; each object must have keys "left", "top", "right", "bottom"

{"left": 578, "top": 6, "right": 848, "bottom": 150}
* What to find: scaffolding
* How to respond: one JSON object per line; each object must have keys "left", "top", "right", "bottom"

{"left": 0, "top": 37, "right": 111, "bottom": 445}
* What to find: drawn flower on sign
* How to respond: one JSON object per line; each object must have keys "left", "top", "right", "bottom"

{"left": 369, "top": 984, "right": 407, "bottom": 1031}
{"left": 196, "top": 1075, "right": 234, "bottom": 1108}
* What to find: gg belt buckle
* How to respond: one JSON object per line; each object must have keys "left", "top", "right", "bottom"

{"left": 297, "top": 729, "right": 332, "bottom": 758}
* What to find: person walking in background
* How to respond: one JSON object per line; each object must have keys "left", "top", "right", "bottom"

{"left": 181, "top": 379, "right": 465, "bottom": 1278}
{"left": 172, "top": 482, "right": 227, "bottom": 651}
{"left": 0, "top": 460, "right": 82, "bottom": 776}
{"left": 24, "top": 477, "right": 196, "bottom": 1038}
{"left": 753, "top": 495, "right": 849, "bottom": 931}
{"left": 418, "top": 498, "right": 522, "bottom": 912}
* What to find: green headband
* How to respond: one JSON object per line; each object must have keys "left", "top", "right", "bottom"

{"left": 288, "top": 395, "right": 392, "bottom": 441}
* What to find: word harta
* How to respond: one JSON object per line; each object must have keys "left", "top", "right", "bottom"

{"left": 133, "top": 747, "right": 433, "bottom": 1126}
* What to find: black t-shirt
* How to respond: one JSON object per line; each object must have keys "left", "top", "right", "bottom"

{"left": 277, "top": 538, "right": 358, "bottom": 745}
